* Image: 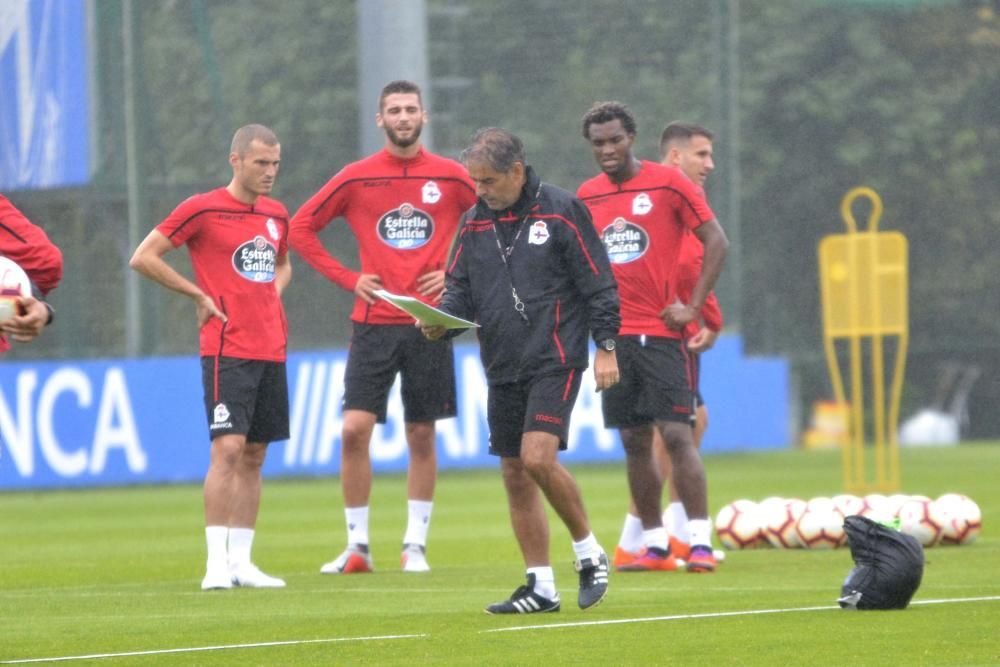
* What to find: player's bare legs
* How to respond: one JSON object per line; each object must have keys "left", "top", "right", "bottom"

{"left": 341, "top": 409, "right": 377, "bottom": 507}
{"left": 230, "top": 441, "right": 266, "bottom": 528}
{"left": 204, "top": 434, "right": 246, "bottom": 526}
{"left": 657, "top": 421, "right": 707, "bottom": 519}
{"left": 620, "top": 425, "right": 664, "bottom": 529}
{"left": 405, "top": 421, "right": 436, "bottom": 501}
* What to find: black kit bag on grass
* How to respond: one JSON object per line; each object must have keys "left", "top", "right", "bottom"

{"left": 838, "top": 514, "right": 924, "bottom": 610}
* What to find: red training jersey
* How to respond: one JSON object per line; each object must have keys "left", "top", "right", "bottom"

{"left": 675, "top": 228, "right": 724, "bottom": 337}
{"left": 157, "top": 187, "right": 289, "bottom": 362}
{"left": 0, "top": 194, "right": 64, "bottom": 294}
{"left": 289, "top": 147, "right": 477, "bottom": 324}
{"left": 577, "top": 161, "right": 714, "bottom": 339}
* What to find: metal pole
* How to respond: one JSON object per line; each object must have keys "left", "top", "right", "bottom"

{"left": 122, "top": 0, "right": 141, "bottom": 356}
{"left": 726, "top": 0, "right": 742, "bottom": 331}
{"left": 356, "top": 0, "right": 432, "bottom": 156}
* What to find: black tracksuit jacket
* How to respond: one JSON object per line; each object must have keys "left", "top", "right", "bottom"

{"left": 440, "top": 166, "right": 620, "bottom": 385}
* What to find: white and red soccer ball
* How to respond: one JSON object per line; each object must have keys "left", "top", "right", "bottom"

{"left": 760, "top": 497, "right": 807, "bottom": 549}
{"left": 795, "top": 497, "right": 846, "bottom": 549}
{"left": 0, "top": 256, "right": 31, "bottom": 323}
{"left": 714, "top": 499, "right": 765, "bottom": 550}
{"left": 936, "top": 493, "right": 982, "bottom": 546}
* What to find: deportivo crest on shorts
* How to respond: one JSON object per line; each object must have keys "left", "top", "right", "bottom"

{"left": 601, "top": 217, "right": 648, "bottom": 264}
{"left": 422, "top": 181, "right": 442, "bottom": 204}
{"left": 377, "top": 203, "right": 434, "bottom": 250}
{"left": 232, "top": 235, "right": 277, "bottom": 282}
{"left": 632, "top": 193, "right": 653, "bottom": 215}
{"left": 265, "top": 218, "right": 280, "bottom": 241}
{"left": 210, "top": 402, "right": 233, "bottom": 430}
{"left": 528, "top": 220, "right": 550, "bottom": 245}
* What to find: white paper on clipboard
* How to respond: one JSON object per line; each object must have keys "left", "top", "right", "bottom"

{"left": 374, "top": 289, "right": 479, "bottom": 329}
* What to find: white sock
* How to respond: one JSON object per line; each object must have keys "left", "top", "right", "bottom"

{"left": 642, "top": 527, "right": 669, "bottom": 551}
{"left": 403, "top": 500, "right": 433, "bottom": 547}
{"left": 205, "top": 526, "right": 228, "bottom": 568}
{"left": 667, "top": 502, "right": 690, "bottom": 543}
{"left": 228, "top": 527, "right": 254, "bottom": 568}
{"left": 526, "top": 566, "right": 557, "bottom": 600}
{"left": 572, "top": 532, "right": 602, "bottom": 562}
{"left": 345, "top": 506, "right": 369, "bottom": 546}
{"left": 617, "top": 513, "right": 643, "bottom": 552}
{"left": 688, "top": 518, "right": 712, "bottom": 549}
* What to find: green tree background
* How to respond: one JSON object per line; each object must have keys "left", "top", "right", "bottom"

{"left": 8, "top": 0, "right": 999, "bottom": 436}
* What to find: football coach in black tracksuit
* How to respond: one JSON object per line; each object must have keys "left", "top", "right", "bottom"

{"left": 419, "top": 127, "right": 621, "bottom": 615}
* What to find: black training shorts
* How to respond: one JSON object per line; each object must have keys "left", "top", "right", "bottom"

{"left": 601, "top": 335, "right": 696, "bottom": 428}
{"left": 487, "top": 369, "right": 583, "bottom": 457}
{"left": 201, "top": 356, "right": 290, "bottom": 443}
{"left": 343, "top": 322, "right": 456, "bottom": 423}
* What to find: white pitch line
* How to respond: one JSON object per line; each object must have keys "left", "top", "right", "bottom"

{"left": 480, "top": 595, "right": 1000, "bottom": 633}
{"left": 0, "top": 634, "right": 427, "bottom": 665}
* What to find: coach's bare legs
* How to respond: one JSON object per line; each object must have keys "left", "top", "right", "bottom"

{"left": 520, "top": 431, "right": 591, "bottom": 541}
{"left": 405, "top": 421, "right": 437, "bottom": 501}
{"left": 231, "top": 442, "right": 266, "bottom": 527}
{"left": 341, "top": 409, "right": 377, "bottom": 506}
{"left": 501, "top": 455, "right": 551, "bottom": 567}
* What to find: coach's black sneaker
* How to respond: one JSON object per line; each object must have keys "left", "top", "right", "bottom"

{"left": 575, "top": 552, "right": 609, "bottom": 610}
{"left": 484, "top": 574, "right": 561, "bottom": 614}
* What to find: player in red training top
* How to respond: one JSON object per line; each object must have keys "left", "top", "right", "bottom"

{"left": 610, "top": 122, "right": 728, "bottom": 565}
{"left": 289, "top": 80, "right": 476, "bottom": 575}
{"left": 656, "top": 122, "right": 724, "bottom": 558}
{"left": 130, "top": 124, "right": 291, "bottom": 591}
{"left": 0, "top": 194, "right": 63, "bottom": 350}
{"left": 578, "top": 102, "right": 728, "bottom": 574}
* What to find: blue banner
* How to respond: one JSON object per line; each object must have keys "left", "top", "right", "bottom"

{"left": 0, "top": 338, "right": 788, "bottom": 490}
{"left": 0, "top": 0, "right": 90, "bottom": 190}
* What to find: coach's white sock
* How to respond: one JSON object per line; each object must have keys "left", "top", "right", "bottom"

{"left": 666, "top": 502, "right": 690, "bottom": 543}
{"left": 688, "top": 519, "right": 712, "bottom": 549}
{"left": 642, "top": 527, "right": 669, "bottom": 551}
{"left": 618, "top": 513, "right": 643, "bottom": 553}
{"left": 205, "top": 526, "right": 228, "bottom": 568}
{"left": 403, "top": 500, "right": 433, "bottom": 547}
{"left": 228, "top": 527, "right": 254, "bottom": 568}
{"left": 345, "top": 506, "right": 369, "bottom": 546}
{"left": 526, "top": 566, "right": 557, "bottom": 600}
{"left": 572, "top": 532, "right": 603, "bottom": 562}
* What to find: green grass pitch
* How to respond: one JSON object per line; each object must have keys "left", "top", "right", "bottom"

{"left": 2, "top": 444, "right": 998, "bottom": 665}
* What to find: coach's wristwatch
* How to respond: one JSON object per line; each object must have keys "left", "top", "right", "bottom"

{"left": 597, "top": 338, "right": 616, "bottom": 352}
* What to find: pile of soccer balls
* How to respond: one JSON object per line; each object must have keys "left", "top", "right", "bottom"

{"left": 714, "top": 493, "right": 981, "bottom": 550}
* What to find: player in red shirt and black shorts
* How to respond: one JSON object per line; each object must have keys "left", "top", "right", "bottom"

{"left": 0, "top": 194, "right": 63, "bottom": 349}
{"left": 290, "top": 81, "right": 476, "bottom": 574}
{"left": 578, "top": 102, "right": 729, "bottom": 573}
{"left": 130, "top": 124, "right": 290, "bottom": 591}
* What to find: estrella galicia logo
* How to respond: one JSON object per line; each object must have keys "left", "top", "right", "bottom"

{"left": 601, "top": 217, "right": 648, "bottom": 264}
{"left": 377, "top": 202, "right": 434, "bottom": 250}
{"left": 232, "top": 235, "right": 277, "bottom": 282}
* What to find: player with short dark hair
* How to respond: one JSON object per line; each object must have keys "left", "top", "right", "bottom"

{"left": 421, "top": 127, "right": 620, "bottom": 614}
{"left": 578, "top": 102, "right": 728, "bottom": 574}
{"left": 130, "top": 123, "right": 290, "bottom": 590}
{"left": 0, "top": 194, "right": 62, "bottom": 348}
{"left": 289, "top": 80, "right": 476, "bottom": 574}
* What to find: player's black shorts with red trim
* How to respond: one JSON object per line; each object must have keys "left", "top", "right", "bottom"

{"left": 343, "top": 322, "right": 456, "bottom": 423}
{"left": 487, "top": 368, "right": 583, "bottom": 457}
{"left": 201, "top": 356, "right": 290, "bottom": 443}
{"left": 601, "top": 335, "right": 696, "bottom": 428}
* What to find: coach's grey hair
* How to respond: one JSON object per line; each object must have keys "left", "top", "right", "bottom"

{"left": 460, "top": 127, "right": 525, "bottom": 173}
{"left": 230, "top": 124, "right": 279, "bottom": 157}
